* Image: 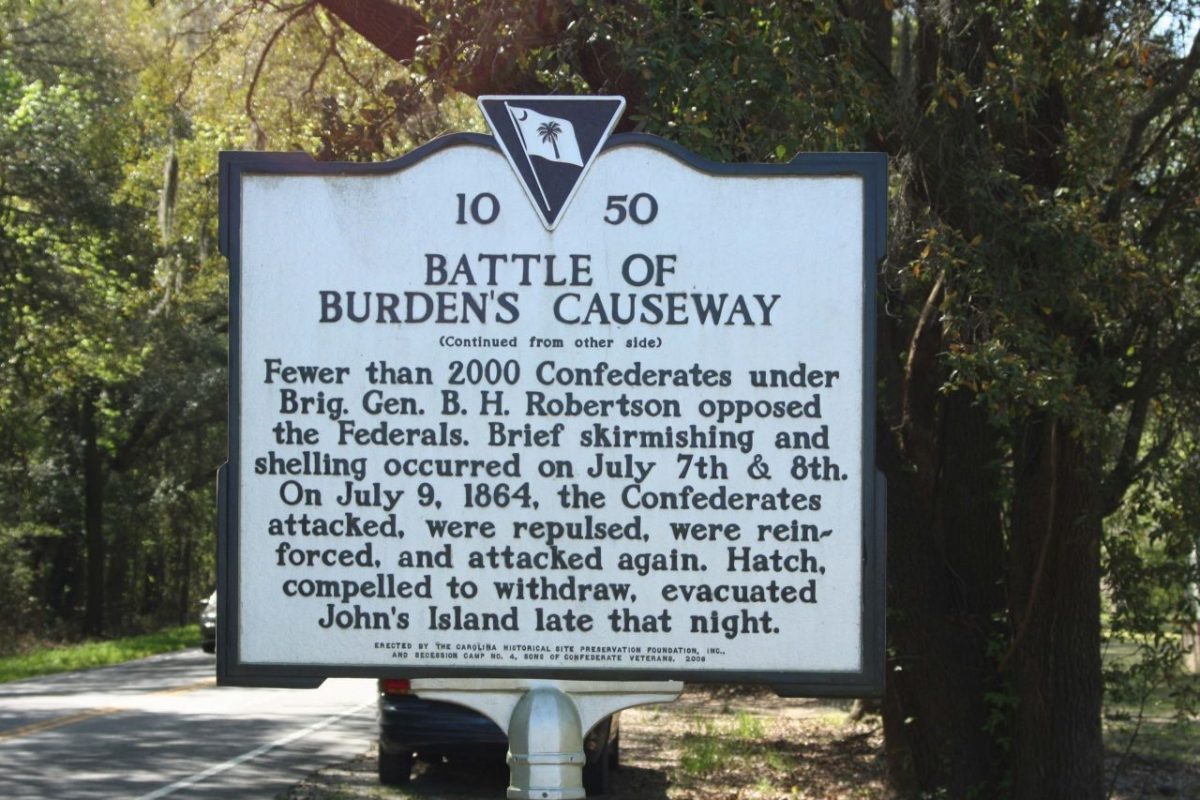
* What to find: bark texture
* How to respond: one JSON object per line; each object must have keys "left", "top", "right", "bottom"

{"left": 82, "top": 391, "right": 105, "bottom": 637}
{"left": 1008, "top": 420, "right": 1104, "bottom": 798}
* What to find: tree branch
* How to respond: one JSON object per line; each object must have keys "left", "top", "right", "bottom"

{"left": 1000, "top": 419, "right": 1059, "bottom": 673}
{"left": 315, "top": 0, "right": 427, "bottom": 65}
{"left": 897, "top": 268, "right": 946, "bottom": 502}
{"left": 246, "top": 1, "right": 317, "bottom": 148}
{"left": 1101, "top": 357, "right": 1162, "bottom": 516}
{"left": 1102, "top": 28, "right": 1200, "bottom": 222}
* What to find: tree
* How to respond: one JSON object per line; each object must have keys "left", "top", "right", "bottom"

{"left": 151, "top": 1, "right": 1200, "bottom": 796}
{"left": 870, "top": 6, "right": 1200, "bottom": 794}
{"left": 0, "top": 0, "right": 229, "bottom": 642}
{"left": 0, "top": 0, "right": 144, "bottom": 636}
{"left": 538, "top": 120, "right": 563, "bottom": 158}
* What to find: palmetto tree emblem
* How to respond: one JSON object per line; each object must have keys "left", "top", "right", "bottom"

{"left": 485, "top": 97, "right": 625, "bottom": 228}
{"left": 537, "top": 120, "right": 563, "bottom": 159}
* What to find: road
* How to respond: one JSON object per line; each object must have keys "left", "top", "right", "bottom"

{"left": 0, "top": 650, "right": 376, "bottom": 799}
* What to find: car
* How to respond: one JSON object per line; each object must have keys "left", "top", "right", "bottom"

{"left": 377, "top": 678, "right": 619, "bottom": 794}
{"left": 199, "top": 591, "right": 217, "bottom": 653}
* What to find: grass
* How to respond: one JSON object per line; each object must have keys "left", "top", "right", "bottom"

{"left": 679, "top": 719, "right": 726, "bottom": 774}
{"left": 1102, "top": 636, "right": 1200, "bottom": 797}
{"left": 734, "top": 710, "right": 766, "bottom": 739}
{"left": 678, "top": 711, "right": 779, "bottom": 776}
{"left": 0, "top": 625, "right": 200, "bottom": 683}
{"left": 672, "top": 697, "right": 885, "bottom": 799}
{"left": 1104, "top": 669, "right": 1200, "bottom": 765}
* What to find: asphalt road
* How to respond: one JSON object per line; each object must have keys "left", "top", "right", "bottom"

{"left": 0, "top": 650, "right": 376, "bottom": 799}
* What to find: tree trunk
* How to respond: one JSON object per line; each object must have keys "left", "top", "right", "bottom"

{"left": 81, "top": 391, "right": 105, "bottom": 637}
{"left": 1008, "top": 418, "right": 1103, "bottom": 798}
{"left": 106, "top": 505, "right": 130, "bottom": 630}
{"left": 881, "top": 391, "right": 1007, "bottom": 796}
{"left": 177, "top": 519, "right": 193, "bottom": 626}
{"left": 1187, "top": 546, "right": 1200, "bottom": 673}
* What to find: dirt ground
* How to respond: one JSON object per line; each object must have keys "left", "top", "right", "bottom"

{"left": 281, "top": 685, "right": 1199, "bottom": 800}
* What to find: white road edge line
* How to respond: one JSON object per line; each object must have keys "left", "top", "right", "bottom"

{"left": 135, "top": 700, "right": 373, "bottom": 800}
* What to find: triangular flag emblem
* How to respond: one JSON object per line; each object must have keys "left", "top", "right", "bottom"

{"left": 479, "top": 95, "right": 625, "bottom": 230}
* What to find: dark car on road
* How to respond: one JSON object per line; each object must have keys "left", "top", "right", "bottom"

{"left": 199, "top": 591, "right": 217, "bottom": 653}
{"left": 377, "top": 678, "right": 619, "bottom": 794}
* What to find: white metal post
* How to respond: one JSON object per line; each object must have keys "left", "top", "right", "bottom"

{"left": 412, "top": 679, "right": 683, "bottom": 799}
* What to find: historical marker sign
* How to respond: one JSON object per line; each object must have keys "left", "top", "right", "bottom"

{"left": 218, "top": 97, "right": 885, "bottom": 695}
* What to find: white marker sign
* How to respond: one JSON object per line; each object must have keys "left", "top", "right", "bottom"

{"left": 219, "top": 97, "right": 885, "bottom": 694}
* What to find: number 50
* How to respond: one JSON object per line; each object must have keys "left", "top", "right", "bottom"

{"left": 604, "top": 193, "right": 658, "bottom": 225}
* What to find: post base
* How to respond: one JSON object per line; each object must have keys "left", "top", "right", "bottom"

{"left": 412, "top": 679, "right": 682, "bottom": 800}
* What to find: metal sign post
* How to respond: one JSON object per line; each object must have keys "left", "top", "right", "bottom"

{"left": 411, "top": 678, "right": 681, "bottom": 798}
{"left": 218, "top": 94, "right": 885, "bottom": 796}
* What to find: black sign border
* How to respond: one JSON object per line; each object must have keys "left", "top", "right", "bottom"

{"left": 218, "top": 132, "right": 886, "bottom": 696}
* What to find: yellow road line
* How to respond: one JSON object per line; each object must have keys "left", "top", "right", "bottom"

{"left": 0, "top": 677, "right": 216, "bottom": 741}
{"left": 0, "top": 707, "right": 123, "bottom": 741}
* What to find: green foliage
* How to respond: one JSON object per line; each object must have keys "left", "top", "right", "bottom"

{"left": 677, "top": 709, "right": 779, "bottom": 774}
{"left": 0, "top": 0, "right": 226, "bottom": 643}
{"left": 602, "top": 1, "right": 876, "bottom": 159}
{"left": 679, "top": 718, "right": 726, "bottom": 775}
{"left": 1103, "top": 638, "right": 1200, "bottom": 772}
{"left": 734, "top": 710, "right": 767, "bottom": 740}
{"left": 0, "top": 523, "right": 57, "bottom": 644}
{"left": 1104, "top": 430, "right": 1200, "bottom": 728}
{"left": 678, "top": 712, "right": 775, "bottom": 775}
{"left": 0, "top": 9, "right": 146, "bottom": 402}
{"left": 0, "top": 625, "right": 200, "bottom": 683}
{"left": 147, "top": 1, "right": 474, "bottom": 160}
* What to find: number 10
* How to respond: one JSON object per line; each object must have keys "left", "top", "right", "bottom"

{"left": 456, "top": 192, "right": 500, "bottom": 224}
